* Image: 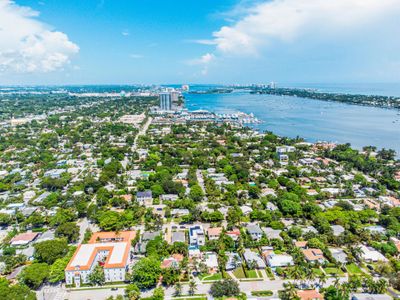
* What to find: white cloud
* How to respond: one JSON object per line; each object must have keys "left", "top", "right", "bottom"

{"left": 211, "top": 0, "right": 400, "bottom": 55}
{"left": 0, "top": 0, "right": 79, "bottom": 73}
{"left": 186, "top": 53, "right": 215, "bottom": 75}
{"left": 130, "top": 53, "right": 144, "bottom": 59}
{"left": 121, "top": 30, "right": 130, "bottom": 36}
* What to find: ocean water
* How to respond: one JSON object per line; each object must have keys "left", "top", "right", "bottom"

{"left": 184, "top": 91, "right": 400, "bottom": 154}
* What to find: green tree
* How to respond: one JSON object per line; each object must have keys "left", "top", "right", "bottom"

{"left": 0, "top": 277, "right": 37, "bottom": 300}
{"left": 174, "top": 282, "right": 182, "bottom": 297}
{"left": 210, "top": 279, "right": 240, "bottom": 298}
{"left": 55, "top": 222, "right": 79, "bottom": 243}
{"left": 131, "top": 257, "right": 162, "bottom": 289}
{"left": 34, "top": 239, "right": 69, "bottom": 265}
{"left": 189, "top": 184, "right": 204, "bottom": 202}
{"left": 125, "top": 283, "right": 140, "bottom": 300}
{"left": 19, "top": 263, "right": 50, "bottom": 290}
{"left": 88, "top": 265, "right": 105, "bottom": 286}
{"left": 48, "top": 256, "right": 70, "bottom": 283}
{"left": 152, "top": 287, "right": 165, "bottom": 300}
{"left": 188, "top": 280, "right": 197, "bottom": 296}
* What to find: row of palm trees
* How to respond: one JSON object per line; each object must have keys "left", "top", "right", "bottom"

{"left": 173, "top": 280, "right": 197, "bottom": 297}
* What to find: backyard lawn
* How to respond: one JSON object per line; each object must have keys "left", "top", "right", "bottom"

{"left": 200, "top": 273, "right": 222, "bottom": 281}
{"left": 346, "top": 263, "right": 363, "bottom": 275}
{"left": 324, "top": 267, "right": 345, "bottom": 276}
{"left": 247, "top": 269, "right": 259, "bottom": 278}
{"left": 232, "top": 267, "right": 246, "bottom": 279}
{"left": 312, "top": 268, "right": 324, "bottom": 277}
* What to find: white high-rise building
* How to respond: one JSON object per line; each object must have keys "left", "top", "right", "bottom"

{"left": 159, "top": 92, "right": 172, "bottom": 111}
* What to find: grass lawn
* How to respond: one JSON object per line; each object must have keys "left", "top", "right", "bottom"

{"left": 200, "top": 273, "right": 222, "bottom": 281}
{"left": 312, "top": 268, "right": 324, "bottom": 277}
{"left": 265, "top": 267, "right": 275, "bottom": 280}
{"left": 172, "top": 297, "right": 207, "bottom": 300}
{"left": 324, "top": 267, "right": 345, "bottom": 276}
{"left": 247, "top": 269, "right": 259, "bottom": 278}
{"left": 232, "top": 267, "right": 246, "bottom": 279}
{"left": 346, "top": 263, "right": 363, "bottom": 275}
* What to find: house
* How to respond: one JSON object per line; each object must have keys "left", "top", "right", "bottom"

{"left": 135, "top": 231, "right": 161, "bottom": 254}
{"left": 171, "top": 209, "right": 190, "bottom": 217}
{"left": 136, "top": 190, "right": 153, "bottom": 206}
{"left": 44, "top": 169, "right": 65, "bottom": 179}
{"left": 225, "top": 229, "right": 240, "bottom": 241}
{"left": 160, "top": 194, "right": 179, "bottom": 201}
{"left": 246, "top": 224, "right": 263, "bottom": 241}
{"left": 303, "top": 226, "right": 318, "bottom": 234}
{"left": 240, "top": 205, "right": 253, "bottom": 215}
{"left": 35, "top": 230, "right": 55, "bottom": 243}
{"left": 329, "top": 248, "right": 348, "bottom": 264}
{"left": 331, "top": 225, "right": 345, "bottom": 237}
{"left": 171, "top": 231, "right": 186, "bottom": 244}
{"left": 189, "top": 225, "right": 205, "bottom": 247}
{"left": 265, "top": 202, "right": 278, "bottom": 211}
{"left": 302, "top": 248, "right": 326, "bottom": 264}
{"left": 351, "top": 294, "right": 392, "bottom": 300}
{"left": 65, "top": 231, "right": 136, "bottom": 287}
{"left": 243, "top": 249, "right": 266, "bottom": 269}
{"left": 10, "top": 232, "right": 39, "bottom": 246}
{"left": 297, "top": 289, "right": 323, "bottom": 300}
{"left": 262, "top": 227, "right": 282, "bottom": 241}
{"left": 359, "top": 245, "right": 388, "bottom": 262}
{"left": 161, "top": 254, "right": 184, "bottom": 269}
{"left": 225, "top": 252, "right": 242, "bottom": 271}
{"left": 204, "top": 252, "right": 219, "bottom": 273}
{"left": 276, "top": 146, "right": 295, "bottom": 154}
{"left": 207, "top": 227, "right": 222, "bottom": 240}
{"left": 365, "top": 225, "right": 386, "bottom": 235}
{"left": 33, "top": 191, "right": 51, "bottom": 204}
{"left": 265, "top": 252, "right": 294, "bottom": 268}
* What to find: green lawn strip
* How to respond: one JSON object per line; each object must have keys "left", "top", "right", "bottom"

{"left": 265, "top": 267, "right": 275, "bottom": 280}
{"left": 201, "top": 273, "right": 222, "bottom": 281}
{"left": 251, "top": 290, "right": 273, "bottom": 296}
{"left": 246, "top": 269, "right": 259, "bottom": 278}
{"left": 346, "top": 263, "right": 364, "bottom": 275}
{"left": 324, "top": 267, "right": 345, "bottom": 276}
{"left": 232, "top": 266, "right": 246, "bottom": 279}
{"left": 312, "top": 268, "right": 324, "bottom": 277}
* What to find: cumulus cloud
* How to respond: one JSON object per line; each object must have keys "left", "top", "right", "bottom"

{"left": 130, "top": 53, "right": 144, "bottom": 59}
{"left": 0, "top": 0, "right": 79, "bottom": 73}
{"left": 211, "top": 0, "right": 400, "bottom": 55}
{"left": 186, "top": 53, "right": 215, "bottom": 75}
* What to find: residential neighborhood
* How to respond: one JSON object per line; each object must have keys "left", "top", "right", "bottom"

{"left": 0, "top": 87, "right": 400, "bottom": 300}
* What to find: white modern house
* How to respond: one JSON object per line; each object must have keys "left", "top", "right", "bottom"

{"left": 189, "top": 225, "right": 205, "bottom": 247}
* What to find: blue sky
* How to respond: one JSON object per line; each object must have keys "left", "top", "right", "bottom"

{"left": 1, "top": 0, "right": 400, "bottom": 85}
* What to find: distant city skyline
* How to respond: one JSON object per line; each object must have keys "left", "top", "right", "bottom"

{"left": 1, "top": 0, "right": 400, "bottom": 85}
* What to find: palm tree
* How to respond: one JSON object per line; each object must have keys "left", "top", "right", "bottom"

{"left": 318, "top": 272, "right": 327, "bottom": 288}
{"left": 281, "top": 282, "right": 298, "bottom": 300}
{"left": 289, "top": 266, "right": 304, "bottom": 285}
{"left": 188, "top": 280, "right": 197, "bottom": 296}
{"left": 174, "top": 282, "right": 183, "bottom": 297}
{"left": 350, "top": 245, "right": 363, "bottom": 262}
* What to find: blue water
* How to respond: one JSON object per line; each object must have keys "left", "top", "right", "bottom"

{"left": 185, "top": 91, "right": 400, "bottom": 155}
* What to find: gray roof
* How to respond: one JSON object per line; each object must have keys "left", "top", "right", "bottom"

{"left": 137, "top": 190, "right": 152, "bottom": 198}
{"left": 243, "top": 249, "right": 266, "bottom": 268}
{"left": 171, "top": 231, "right": 186, "bottom": 243}
{"left": 246, "top": 224, "right": 263, "bottom": 235}
{"left": 142, "top": 231, "right": 161, "bottom": 241}
{"left": 262, "top": 227, "right": 282, "bottom": 240}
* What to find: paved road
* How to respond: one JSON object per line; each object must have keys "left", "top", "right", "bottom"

{"left": 63, "top": 277, "right": 349, "bottom": 300}
{"left": 132, "top": 116, "right": 152, "bottom": 151}
{"left": 77, "top": 217, "right": 99, "bottom": 243}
